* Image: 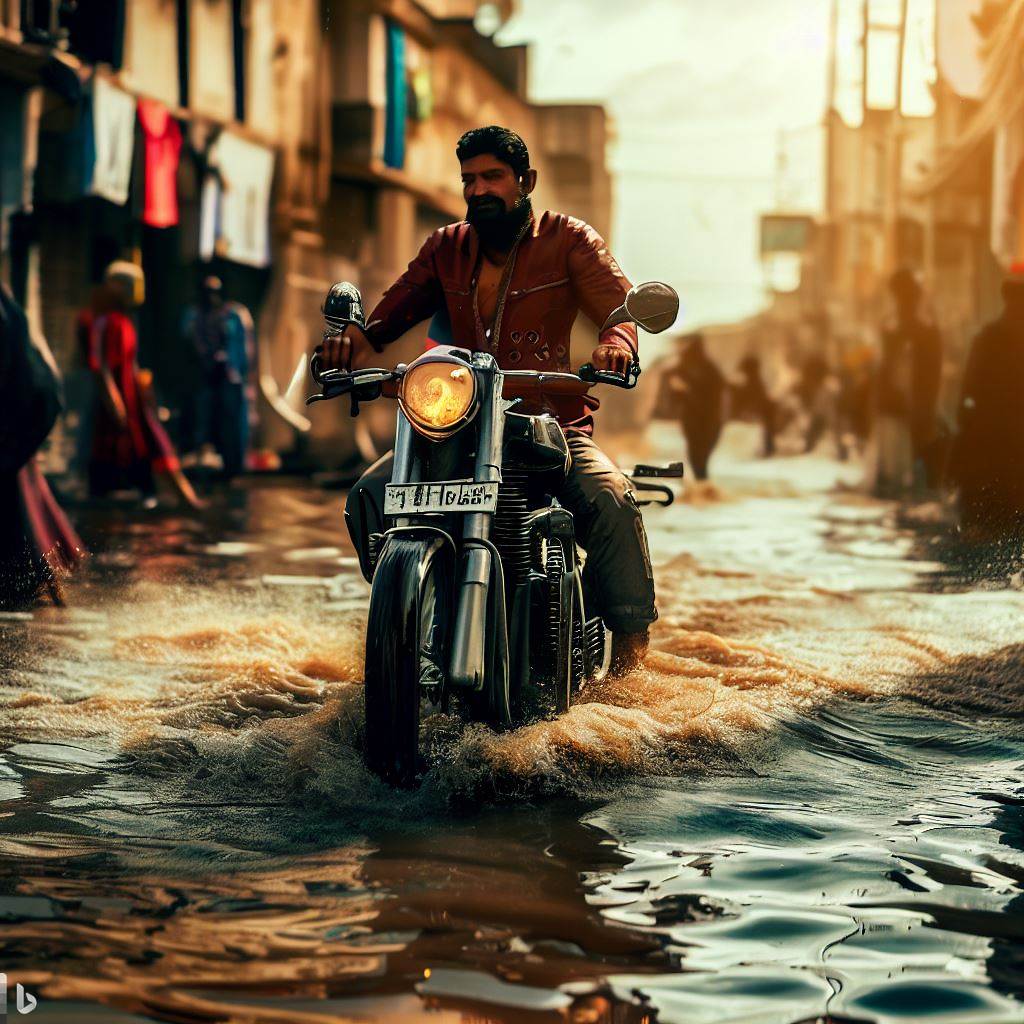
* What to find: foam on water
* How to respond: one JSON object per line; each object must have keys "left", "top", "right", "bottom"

{"left": 0, "top": 568, "right": 894, "bottom": 809}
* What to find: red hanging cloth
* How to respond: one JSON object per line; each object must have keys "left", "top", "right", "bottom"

{"left": 138, "top": 98, "right": 182, "bottom": 228}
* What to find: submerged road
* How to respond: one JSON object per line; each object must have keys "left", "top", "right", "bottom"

{"left": 1, "top": 423, "right": 1023, "bottom": 1024}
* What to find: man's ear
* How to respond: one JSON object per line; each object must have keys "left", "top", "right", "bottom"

{"left": 521, "top": 168, "right": 538, "bottom": 195}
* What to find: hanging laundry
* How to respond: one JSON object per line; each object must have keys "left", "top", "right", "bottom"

{"left": 35, "top": 99, "right": 95, "bottom": 204}
{"left": 178, "top": 123, "right": 216, "bottom": 263}
{"left": 206, "top": 131, "right": 273, "bottom": 268}
{"left": 89, "top": 77, "right": 136, "bottom": 206}
{"left": 410, "top": 66, "right": 433, "bottom": 122}
{"left": 384, "top": 21, "right": 407, "bottom": 169}
{"left": 138, "top": 98, "right": 182, "bottom": 228}
{"left": 0, "top": 81, "right": 25, "bottom": 252}
{"left": 198, "top": 172, "right": 221, "bottom": 262}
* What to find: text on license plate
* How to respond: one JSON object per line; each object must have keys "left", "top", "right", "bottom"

{"left": 383, "top": 481, "right": 499, "bottom": 515}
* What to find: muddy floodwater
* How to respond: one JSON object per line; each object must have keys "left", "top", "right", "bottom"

{"left": 1, "top": 424, "right": 1023, "bottom": 1024}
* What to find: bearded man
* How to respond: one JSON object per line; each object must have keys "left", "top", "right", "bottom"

{"left": 317, "top": 126, "right": 656, "bottom": 674}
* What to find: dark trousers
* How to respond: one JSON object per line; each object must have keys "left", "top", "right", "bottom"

{"left": 187, "top": 371, "right": 248, "bottom": 478}
{"left": 347, "top": 433, "right": 658, "bottom": 634}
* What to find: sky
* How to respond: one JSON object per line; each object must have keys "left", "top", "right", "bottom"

{"left": 499, "top": 0, "right": 833, "bottom": 331}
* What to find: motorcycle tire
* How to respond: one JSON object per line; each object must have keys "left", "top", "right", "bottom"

{"left": 364, "top": 535, "right": 450, "bottom": 787}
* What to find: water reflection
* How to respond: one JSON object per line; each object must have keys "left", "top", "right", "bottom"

{"left": 0, "top": 464, "right": 1022, "bottom": 1022}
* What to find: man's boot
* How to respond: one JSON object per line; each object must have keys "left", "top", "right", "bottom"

{"left": 609, "top": 629, "right": 649, "bottom": 677}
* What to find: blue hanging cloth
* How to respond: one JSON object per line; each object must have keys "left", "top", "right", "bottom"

{"left": 383, "top": 21, "right": 406, "bottom": 170}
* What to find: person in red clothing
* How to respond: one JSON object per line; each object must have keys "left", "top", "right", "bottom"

{"left": 317, "top": 126, "right": 656, "bottom": 674}
{"left": 87, "top": 262, "right": 201, "bottom": 508}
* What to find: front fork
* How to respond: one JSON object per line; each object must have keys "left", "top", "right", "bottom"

{"left": 382, "top": 355, "right": 508, "bottom": 695}
{"left": 449, "top": 357, "right": 507, "bottom": 691}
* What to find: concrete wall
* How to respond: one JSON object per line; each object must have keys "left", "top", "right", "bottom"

{"left": 122, "top": 0, "right": 179, "bottom": 107}
{"left": 189, "top": 0, "right": 235, "bottom": 121}
{"left": 246, "top": 0, "right": 279, "bottom": 137}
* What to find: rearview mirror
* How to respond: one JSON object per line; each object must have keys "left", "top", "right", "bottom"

{"left": 625, "top": 282, "right": 679, "bottom": 333}
{"left": 602, "top": 281, "right": 679, "bottom": 334}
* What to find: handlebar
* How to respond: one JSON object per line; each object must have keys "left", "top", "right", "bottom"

{"left": 307, "top": 358, "right": 640, "bottom": 411}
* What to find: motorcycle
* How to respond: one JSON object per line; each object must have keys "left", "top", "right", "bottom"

{"left": 308, "top": 280, "right": 680, "bottom": 785}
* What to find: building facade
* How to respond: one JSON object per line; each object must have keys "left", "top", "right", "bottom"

{"left": 0, "top": 0, "right": 617, "bottom": 470}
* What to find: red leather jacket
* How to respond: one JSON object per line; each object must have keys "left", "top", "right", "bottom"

{"left": 364, "top": 210, "right": 638, "bottom": 432}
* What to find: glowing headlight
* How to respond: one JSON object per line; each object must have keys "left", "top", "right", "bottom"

{"left": 399, "top": 358, "right": 477, "bottom": 437}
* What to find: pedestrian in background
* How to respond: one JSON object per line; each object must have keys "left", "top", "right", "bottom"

{"left": 873, "top": 269, "right": 942, "bottom": 496}
{"left": 0, "top": 283, "right": 84, "bottom": 607}
{"left": 69, "top": 285, "right": 105, "bottom": 486}
{"left": 793, "top": 350, "right": 833, "bottom": 453}
{"left": 88, "top": 262, "right": 201, "bottom": 508}
{"left": 666, "top": 332, "right": 726, "bottom": 480}
{"left": 953, "top": 263, "right": 1024, "bottom": 543}
{"left": 836, "top": 343, "right": 876, "bottom": 460}
{"left": 730, "top": 353, "right": 777, "bottom": 457}
{"left": 181, "top": 275, "right": 254, "bottom": 480}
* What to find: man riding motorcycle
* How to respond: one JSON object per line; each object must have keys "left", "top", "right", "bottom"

{"left": 316, "top": 125, "right": 657, "bottom": 675}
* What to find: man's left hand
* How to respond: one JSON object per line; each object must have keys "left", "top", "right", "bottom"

{"left": 591, "top": 343, "right": 633, "bottom": 377}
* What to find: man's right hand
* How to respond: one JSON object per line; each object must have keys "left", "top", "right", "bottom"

{"left": 316, "top": 324, "right": 372, "bottom": 372}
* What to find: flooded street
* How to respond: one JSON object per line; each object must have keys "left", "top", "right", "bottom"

{"left": 2, "top": 424, "right": 1023, "bottom": 1024}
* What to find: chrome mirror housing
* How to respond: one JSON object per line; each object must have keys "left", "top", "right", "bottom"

{"left": 602, "top": 281, "right": 679, "bottom": 334}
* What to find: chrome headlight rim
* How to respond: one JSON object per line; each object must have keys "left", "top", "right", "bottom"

{"left": 398, "top": 351, "right": 479, "bottom": 440}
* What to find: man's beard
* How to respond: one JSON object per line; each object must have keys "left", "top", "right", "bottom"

{"left": 466, "top": 195, "right": 532, "bottom": 249}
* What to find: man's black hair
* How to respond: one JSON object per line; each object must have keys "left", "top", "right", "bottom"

{"left": 456, "top": 125, "right": 530, "bottom": 178}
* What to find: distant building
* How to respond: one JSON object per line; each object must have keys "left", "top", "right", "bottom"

{"left": 757, "top": 1, "right": 1012, "bottom": 421}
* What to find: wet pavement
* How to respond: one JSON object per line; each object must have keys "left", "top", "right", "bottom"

{"left": 1, "top": 422, "right": 1023, "bottom": 1024}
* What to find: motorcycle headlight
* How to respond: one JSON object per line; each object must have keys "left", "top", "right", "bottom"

{"left": 399, "top": 357, "right": 477, "bottom": 437}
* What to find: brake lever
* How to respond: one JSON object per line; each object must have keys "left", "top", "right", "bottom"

{"left": 578, "top": 358, "right": 641, "bottom": 389}
{"left": 306, "top": 367, "right": 395, "bottom": 411}
{"left": 306, "top": 380, "right": 352, "bottom": 405}
{"left": 310, "top": 351, "right": 325, "bottom": 384}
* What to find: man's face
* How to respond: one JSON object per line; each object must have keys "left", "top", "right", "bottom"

{"left": 460, "top": 154, "right": 524, "bottom": 221}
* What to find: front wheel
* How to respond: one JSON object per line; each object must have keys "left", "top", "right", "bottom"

{"left": 364, "top": 536, "right": 450, "bottom": 786}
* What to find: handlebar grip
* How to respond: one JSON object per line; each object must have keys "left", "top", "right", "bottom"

{"left": 578, "top": 360, "right": 641, "bottom": 389}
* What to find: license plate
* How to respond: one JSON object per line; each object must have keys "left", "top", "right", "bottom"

{"left": 384, "top": 480, "right": 499, "bottom": 515}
